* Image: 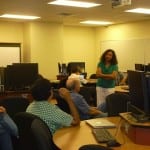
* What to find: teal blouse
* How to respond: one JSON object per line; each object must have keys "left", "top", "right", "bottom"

{"left": 96, "top": 62, "right": 118, "bottom": 88}
{"left": 26, "top": 101, "right": 73, "bottom": 134}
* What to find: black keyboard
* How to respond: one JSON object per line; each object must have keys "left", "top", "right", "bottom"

{"left": 92, "top": 128, "right": 116, "bottom": 143}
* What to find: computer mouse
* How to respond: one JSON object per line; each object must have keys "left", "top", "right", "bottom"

{"left": 106, "top": 140, "right": 121, "bottom": 147}
{"left": 79, "top": 144, "right": 113, "bottom": 150}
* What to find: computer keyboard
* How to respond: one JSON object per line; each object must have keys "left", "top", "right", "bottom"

{"left": 92, "top": 128, "right": 116, "bottom": 143}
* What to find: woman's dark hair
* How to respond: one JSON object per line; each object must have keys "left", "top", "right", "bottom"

{"left": 100, "top": 49, "right": 118, "bottom": 65}
{"left": 30, "top": 78, "right": 52, "bottom": 101}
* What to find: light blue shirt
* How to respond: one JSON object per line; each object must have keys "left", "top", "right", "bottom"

{"left": 70, "top": 92, "right": 91, "bottom": 120}
{"left": 0, "top": 113, "right": 18, "bottom": 136}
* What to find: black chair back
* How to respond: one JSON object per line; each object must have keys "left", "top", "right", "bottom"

{"left": 14, "top": 112, "right": 61, "bottom": 150}
{"left": 0, "top": 96, "right": 29, "bottom": 119}
{"left": 89, "top": 74, "right": 98, "bottom": 79}
{"left": 53, "top": 90, "right": 71, "bottom": 114}
{"left": 79, "top": 87, "right": 96, "bottom": 106}
{"left": 106, "top": 93, "right": 131, "bottom": 116}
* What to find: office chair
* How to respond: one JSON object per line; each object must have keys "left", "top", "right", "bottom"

{"left": 89, "top": 74, "right": 98, "bottom": 79}
{"left": 53, "top": 90, "right": 71, "bottom": 114}
{"left": 79, "top": 86, "right": 96, "bottom": 106}
{"left": 0, "top": 96, "right": 29, "bottom": 119}
{"left": 106, "top": 93, "right": 131, "bottom": 116}
{"left": 13, "top": 112, "right": 61, "bottom": 150}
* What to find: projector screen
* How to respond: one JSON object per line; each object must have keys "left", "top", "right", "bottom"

{"left": 0, "top": 43, "right": 21, "bottom": 67}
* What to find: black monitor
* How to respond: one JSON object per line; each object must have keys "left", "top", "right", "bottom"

{"left": 145, "top": 64, "right": 150, "bottom": 72}
{"left": 127, "top": 70, "right": 150, "bottom": 118}
{"left": 4, "top": 63, "right": 38, "bottom": 90}
{"left": 135, "top": 64, "right": 145, "bottom": 71}
{"left": 67, "top": 62, "right": 85, "bottom": 75}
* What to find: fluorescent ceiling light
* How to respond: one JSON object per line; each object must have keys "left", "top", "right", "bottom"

{"left": 125, "top": 8, "right": 150, "bottom": 14}
{"left": 80, "top": 20, "right": 113, "bottom": 25}
{"left": 0, "top": 14, "right": 40, "bottom": 20}
{"left": 48, "top": 0, "right": 101, "bottom": 8}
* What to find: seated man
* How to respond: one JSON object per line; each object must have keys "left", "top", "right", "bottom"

{"left": 26, "top": 78, "right": 80, "bottom": 134}
{"left": 68, "top": 66, "right": 88, "bottom": 85}
{"left": 0, "top": 106, "right": 18, "bottom": 150}
{"left": 66, "top": 79, "right": 107, "bottom": 120}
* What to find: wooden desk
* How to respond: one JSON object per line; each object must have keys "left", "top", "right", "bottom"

{"left": 54, "top": 117, "right": 150, "bottom": 150}
{"left": 120, "top": 113, "right": 150, "bottom": 145}
{"left": 115, "top": 85, "right": 129, "bottom": 93}
{"left": 0, "top": 90, "right": 33, "bottom": 102}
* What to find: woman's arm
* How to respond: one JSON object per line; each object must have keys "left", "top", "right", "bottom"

{"left": 96, "top": 67, "right": 117, "bottom": 80}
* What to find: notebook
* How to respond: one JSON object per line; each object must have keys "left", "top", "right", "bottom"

{"left": 85, "top": 118, "right": 116, "bottom": 129}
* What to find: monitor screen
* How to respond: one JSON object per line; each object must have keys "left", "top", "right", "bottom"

{"left": 135, "top": 64, "right": 145, "bottom": 71}
{"left": 127, "top": 70, "right": 150, "bottom": 115}
{"left": 67, "top": 62, "right": 85, "bottom": 75}
{"left": 4, "top": 63, "right": 38, "bottom": 90}
{"left": 145, "top": 64, "right": 150, "bottom": 72}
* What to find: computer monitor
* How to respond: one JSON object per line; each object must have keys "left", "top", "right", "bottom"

{"left": 127, "top": 70, "right": 150, "bottom": 116}
{"left": 145, "top": 64, "right": 150, "bottom": 72}
{"left": 67, "top": 62, "right": 85, "bottom": 75}
{"left": 4, "top": 63, "right": 38, "bottom": 90}
{"left": 135, "top": 64, "right": 145, "bottom": 71}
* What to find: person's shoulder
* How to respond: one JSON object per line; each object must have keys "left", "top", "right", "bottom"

{"left": 71, "top": 92, "right": 80, "bottom": 97}
{"left": 30, "top": 101, "right": 52, "bottom": 108}
{"left": 112, "top": 63, "right": 118, "bottom": 66}
{"left": 99, "top": 61, "right": 103, "bottom": 65}
{"left": 97, "top": 61, "right": 102, "bottom": 65}
{"left": 97, "top": 62, "right": 104, "bottom": 68}
{"left": 71, "top": 92, "right": 83, "bottom": 100}
{"left": 112, "top": 64, "right": 118, "bottom": 69}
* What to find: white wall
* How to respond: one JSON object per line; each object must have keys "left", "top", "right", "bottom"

{"left": 0, "top": 21, "right": 24, "bottom": 61}
{"left": 28, "top": 24, "right": 97, "bottom": 79}
{"left": 95, "top": 20, "right": 150, "bottom": 71}
{"left": 23, "top": 23, "right": 31, "bottom": 62}
{"left": 29, "top": 22, "right": 64, "bottom": 79}
{"left": 0, "top": 21, "right": 96, "bottom": 79}
{"left": 1, "top": 20, "right": 150, "bottom": 79}
{"left": 63, "top": 26, "right": 96, "bottom": 77}
{"left": 100, "top": 39, "right": 149, "bottom": 71}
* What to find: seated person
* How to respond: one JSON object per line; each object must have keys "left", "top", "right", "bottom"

{"left": 68, "top": 66, "right": 88, "bottom": 85}
{"left": 66, "top": 79, "right": 107, "bottom": 120}
{"left": 115, "top": 71, "right": 128, "bottom": 86}
{"left": 0, "top": 106, "right": 18, "bottom": 150}
{"left": 26, "top": 78, "right": 80, "bottom": 134}
{"left": 119, "top": 74, "right": 128, "bottom": 85}
{"left": 115, "top": 71, "right": 124, "bottom": 86}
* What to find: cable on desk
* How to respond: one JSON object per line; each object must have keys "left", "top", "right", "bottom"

{"left": 114, "top": 117, "right": 122, "bottom": 137}
{"left": 114, "top": 117, "right": 126, "bottom": 145}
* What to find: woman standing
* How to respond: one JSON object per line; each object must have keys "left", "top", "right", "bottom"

{"left": 96, "top": 49, "right": 118, "bottom": 111}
